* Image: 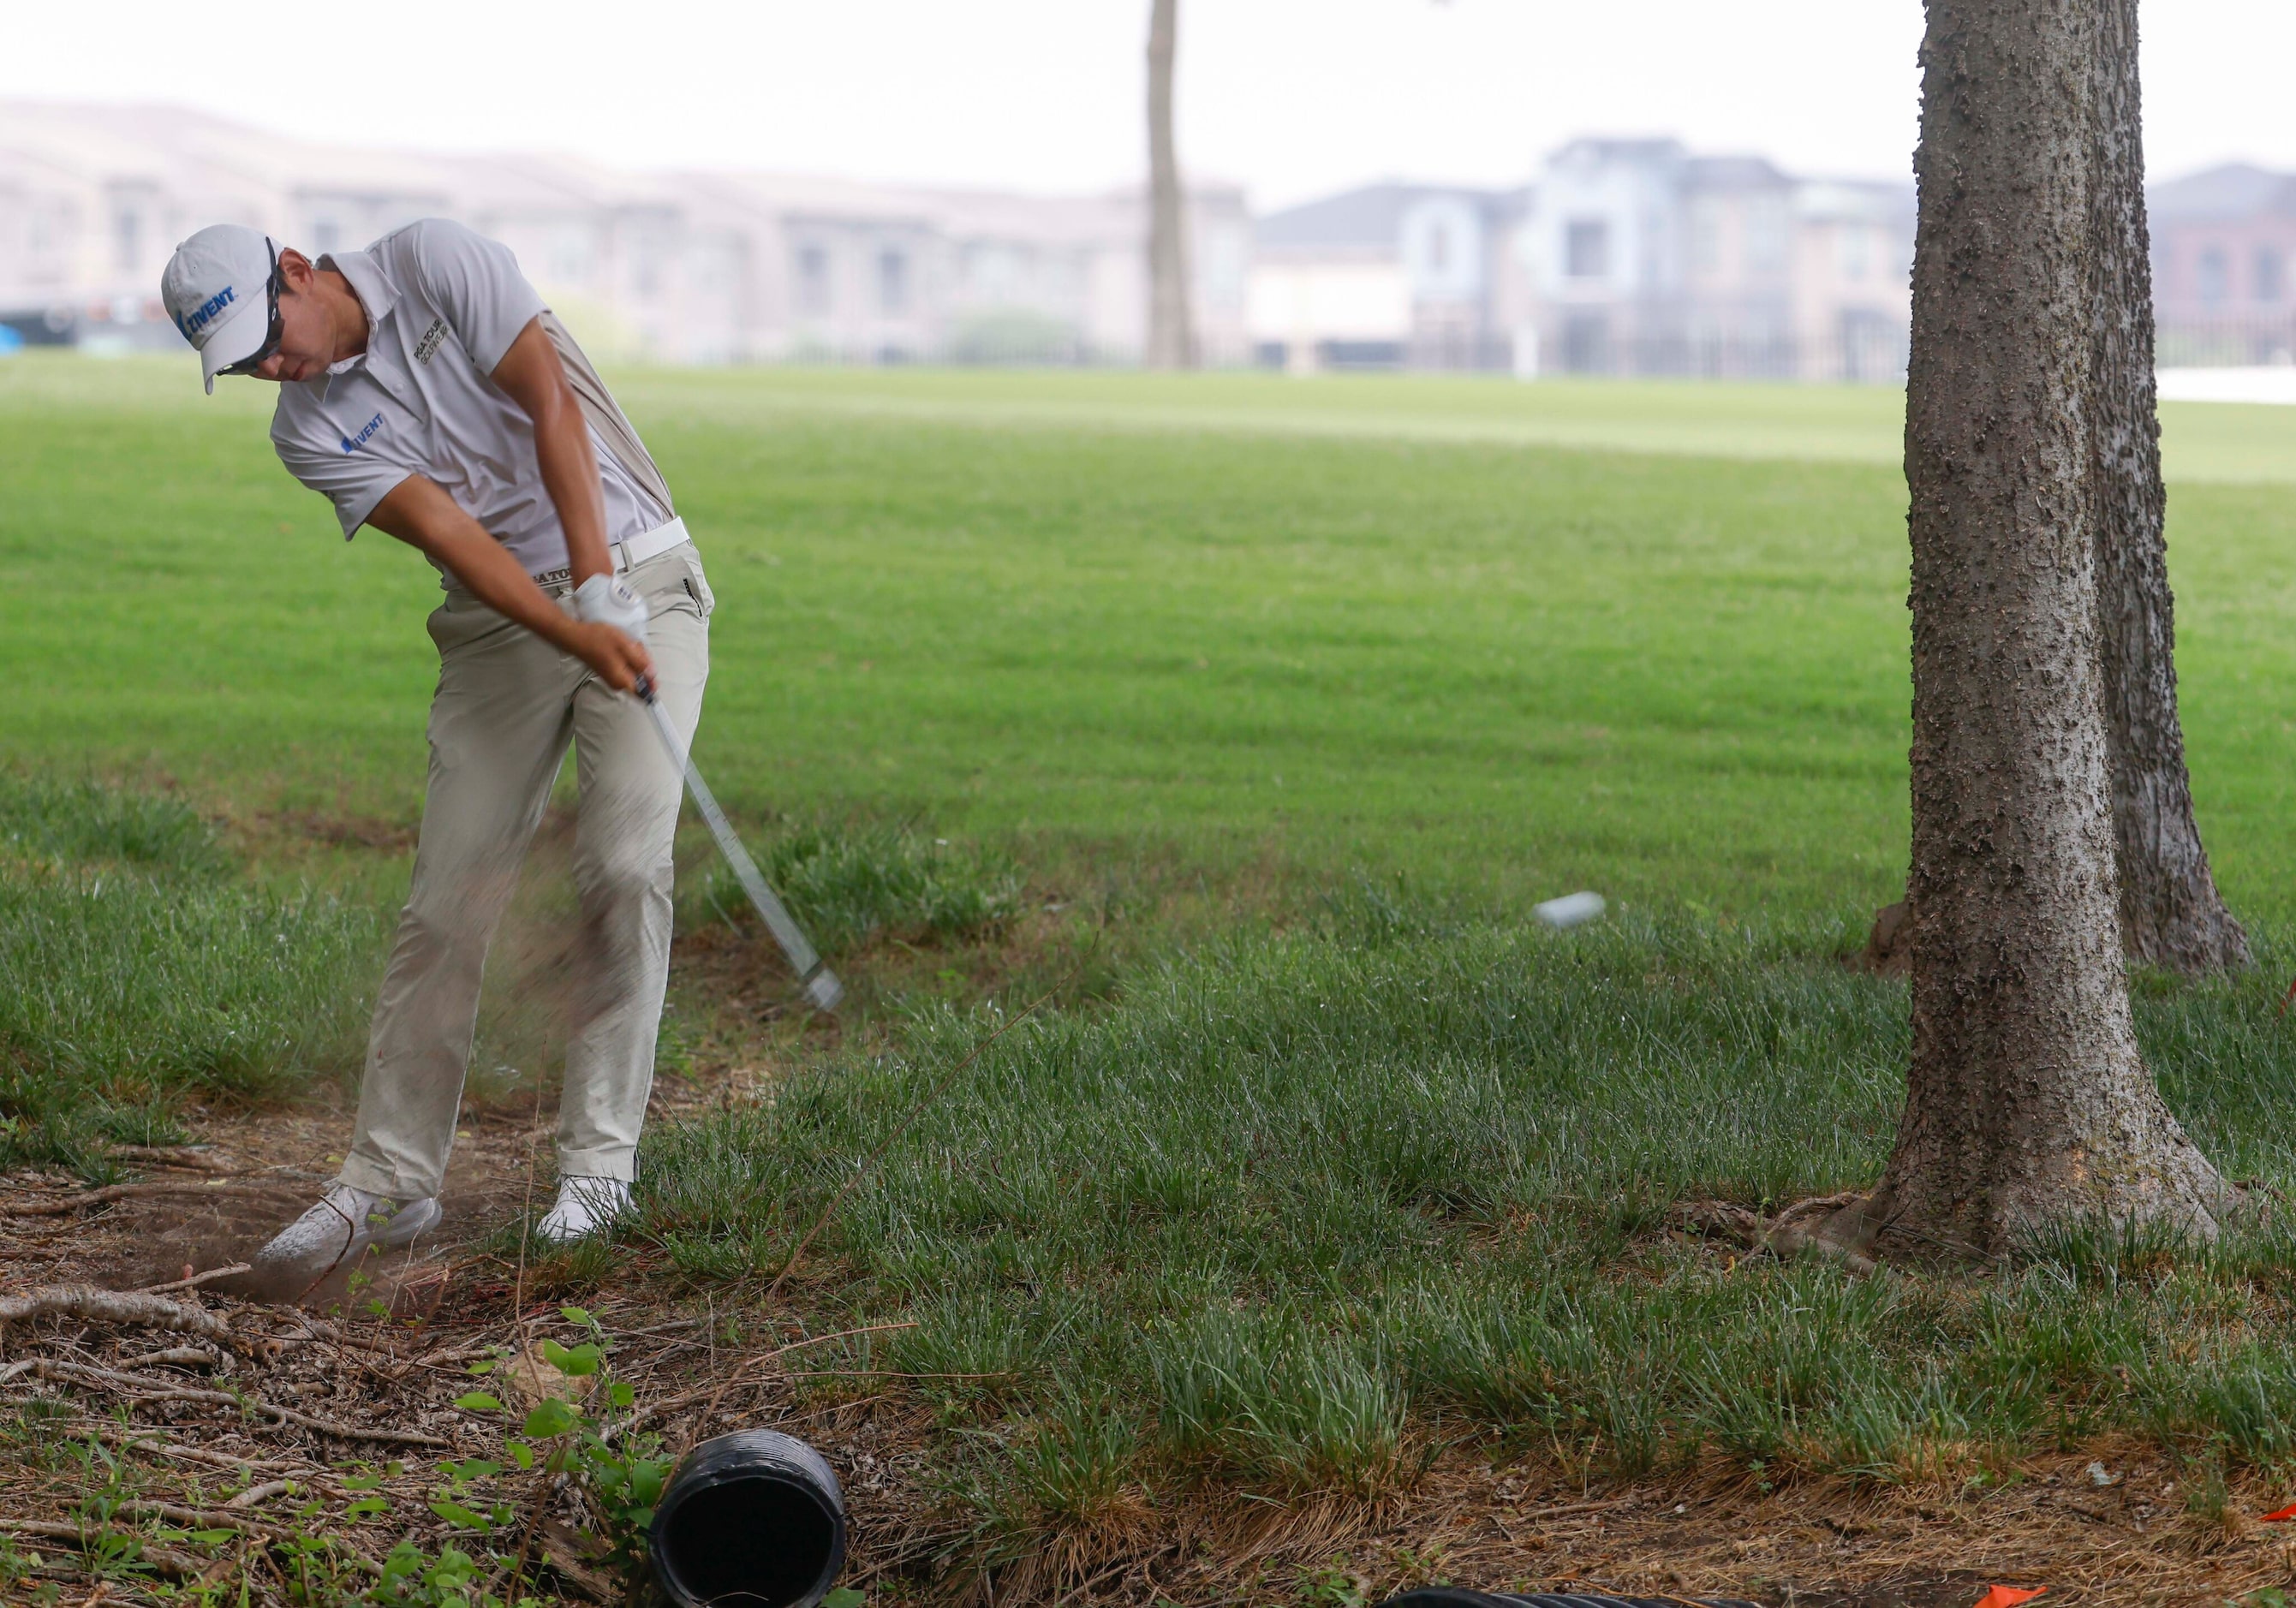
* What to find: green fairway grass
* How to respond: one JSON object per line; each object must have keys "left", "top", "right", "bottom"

{"left": 9, "top": 355, "right": 2296, "bottom": 922}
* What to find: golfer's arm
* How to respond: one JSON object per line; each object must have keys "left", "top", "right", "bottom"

{"left": 366, "top": 474, "right": 591, "bottom": 655}
{"left": 491, "top": 318, "right": 614, "bottom": 588}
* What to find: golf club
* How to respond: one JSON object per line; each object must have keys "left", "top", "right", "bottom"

{"left": 637, "top": 676, "right": 844, "bottom": 1013}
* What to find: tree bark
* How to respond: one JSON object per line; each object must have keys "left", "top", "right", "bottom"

{"left": 1145, "top": 0, "right": 1197, "bottom": 371}
{"left": 2087, "top": 0, "right": 2249, "bottom": 974}
{"left": 1831, "top": 0, "right": 2225, "bottom": 1259}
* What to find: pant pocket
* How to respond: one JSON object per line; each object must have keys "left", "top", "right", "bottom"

{"left": 678, "top": 551, "right": 716, "bottom": 619}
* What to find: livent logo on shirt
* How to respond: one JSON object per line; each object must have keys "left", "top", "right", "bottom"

{"left": 175, "top": 284, "right": 236, "bottom": 339}
{"left": 340, "top": 414, "right": 385, "bottom": 454}
{"left": 414, "top": 318, "right": 449, "bottom": 366}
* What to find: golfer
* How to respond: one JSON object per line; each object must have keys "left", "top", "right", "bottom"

{"left": 159, "top": 219, "right": 711, "bottom": 1283}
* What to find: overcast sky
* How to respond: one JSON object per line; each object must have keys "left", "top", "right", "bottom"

{"left": 8, "top": 2, "right": 2289, "bottom": 208}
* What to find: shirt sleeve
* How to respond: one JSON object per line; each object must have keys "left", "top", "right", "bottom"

{"left": 401, "top": 217, "right": 547, "bottom": 375}
{"left": 271, "top": 408, "right": 415, "bottom": 539}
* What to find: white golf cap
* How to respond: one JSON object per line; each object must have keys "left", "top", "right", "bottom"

{"left": 160, "top": 225, "right": 276, "bottom": 393}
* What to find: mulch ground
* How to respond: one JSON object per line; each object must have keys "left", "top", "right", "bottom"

{"left": 3, "top": 1070, "right": 2293, "bottom": 1605}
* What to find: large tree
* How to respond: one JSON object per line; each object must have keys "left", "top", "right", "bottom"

{"left": 1828, "top": 0, "right": 2226, "bottom": 1259}
{"left": 2087, "top": 0, "right": 2248, "bottom": 974}
{"left": 1144, "top": 0, "right": 1197, "bottom": 370}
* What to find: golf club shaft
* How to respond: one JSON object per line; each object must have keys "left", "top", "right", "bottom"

{"left": 639, "top": 688, "right": 843, "bottom": 1011}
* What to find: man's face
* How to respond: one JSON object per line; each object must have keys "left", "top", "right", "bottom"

{"left": 246, "top": 249, "right": 337, "bottom": 384}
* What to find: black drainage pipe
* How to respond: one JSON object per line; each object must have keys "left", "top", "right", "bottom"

{"left": 1379, "top": 1592, "right": 1762, "bottom": 1608}
{"left": 648, "top": 1429, "right": 847, "bottom": 1608}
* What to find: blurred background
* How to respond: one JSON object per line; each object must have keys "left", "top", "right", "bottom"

{"left": 3, "top": 0, "right": 2293, "bottom": 386}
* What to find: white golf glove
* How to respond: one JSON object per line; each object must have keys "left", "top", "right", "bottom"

{"left": 571, "top": 573, "right": 650, "bottom": 647}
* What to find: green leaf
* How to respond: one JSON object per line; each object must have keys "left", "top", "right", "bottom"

{"left": 427, "top": 1498, "right": 493, "bottom": 1531}
{"left": 454, "top": 1392, "right": 504, "bottom": 1413}
{"left": 607, "top": 1381, "right": 636, "bottom": 1408}
{"left": 465, "top": 1359, "right": 498, "bottom": 1376}
{"left": 188, "top": 1528, "right": 236, "bottom": 1545}
{"left": 503, "top": 1438, "right": 536, "bottom": 1470}
{"left": 343, "top": 1496, "right": 390, "bottom": 1522}
{"left": 629, "top": 1462, "right": 667, "bottom": 1508}
{"left": 559, "top": 1306, "right": 593, "bottom": 1325}
{"left": 554, "top": 1342, "right": 603, "bottom": 1378}
{"left": 824, "top": 1589, "right": 868, "bottom": 1608}
{"left": 522, "top": 1398, "right": 578, "bottom": 1438}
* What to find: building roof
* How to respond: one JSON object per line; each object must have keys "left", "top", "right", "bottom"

{"left": 2149, "top": 163, "right": 2296, "bottom": 223}
{"left": 1255, "top": 182, "right": 1507, "bottom": 252}
{"left": 1684, "top": 155, "right": 1791, "bottom": 193}
{"left": 1548, "top": 137, "right": 1686, "bottom": 170}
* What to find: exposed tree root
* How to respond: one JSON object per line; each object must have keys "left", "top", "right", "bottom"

{"left": 1670, "top": 1191, "right": 1877, "bottom": 1274}
{"left": 0, "top": 1285, "right": 235, "bottom": 1342}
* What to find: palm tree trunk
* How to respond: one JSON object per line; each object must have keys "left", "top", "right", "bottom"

{"left": 1145, "top": 0, "right": 1196, "bottom": 370}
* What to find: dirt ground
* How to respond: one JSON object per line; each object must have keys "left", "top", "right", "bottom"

{"left": 6, "top": 1113, "right": 2293, "bottom": 1606}
{"left": 3, "top": 932, "right": 2293, "bottom": 1605}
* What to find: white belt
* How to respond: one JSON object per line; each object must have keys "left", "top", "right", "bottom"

{"left": 610, "top": 516, "right": 691, "bottom": 575}
{"left": 528, "top": 518, "right": 692, "bottom": 591}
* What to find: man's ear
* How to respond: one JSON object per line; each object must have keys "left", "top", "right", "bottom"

{"left": 277, "top": 247, "right": 317, "bottom": 293}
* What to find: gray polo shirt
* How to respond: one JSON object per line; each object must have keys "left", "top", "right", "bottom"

{"left": 271, "top": 217, "right": 669, "bottom": 583}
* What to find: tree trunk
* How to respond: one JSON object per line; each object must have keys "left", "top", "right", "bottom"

{"left": 1831, "top": 0, "right": 2225, "bottom": 1259}
{"left": 2088, "top": 0, "right": 2249, "bottom": 974}
{"left": 1145, "top": 0, "right": 1197, "bottom": 371}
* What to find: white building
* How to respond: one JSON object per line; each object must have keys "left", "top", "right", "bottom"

{"left": 1250, "top": 140, "right": 1914, "bottom": 381}
{"left": 1249, "top": 182, "right": 1527, "bottom": 372}
{"left": 0, "top": 102, "right": 1252, "bottom": 366}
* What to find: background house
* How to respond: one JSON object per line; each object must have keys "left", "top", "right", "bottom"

{"left": 0, "top": 102, "right": 1252, "bottom": 366}
{"left": 1244, "top": 138, "right": 1913, "bottom": 382}
{"left": 1512, "top": 138, "right": 1911, "bottom": 382}
{"left": 1248, "top": 182, "right": 1527, "bottom": 372}
{"left": 2149, "top": 163, "right": 2296, "bottom": 366}
{"left": 20, "top": 101, "right": 2272, "bottom": 384}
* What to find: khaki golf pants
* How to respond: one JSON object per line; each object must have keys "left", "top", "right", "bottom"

{"left": 338, "top": 544, "right": 713, "bottom": 1202}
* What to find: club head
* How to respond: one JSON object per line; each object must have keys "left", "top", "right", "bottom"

{"left": 802, "top": 968, "right": 845, "bottom": 1014}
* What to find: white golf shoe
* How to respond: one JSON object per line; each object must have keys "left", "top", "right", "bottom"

{"left": 249, "top": 1184, "right": 441, "bottom": 1290}
{"left": 534, "top": 1176, "right": 631, "bottom": 1244}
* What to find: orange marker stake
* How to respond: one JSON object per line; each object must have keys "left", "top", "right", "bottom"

{"left": 2260, "top": 1502, "right": 2296, "bottom": 1522}
{"left": 1972, "top": 1590, "right": 2047, "bottom": 1608}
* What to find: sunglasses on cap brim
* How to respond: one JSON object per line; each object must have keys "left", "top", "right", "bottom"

{"left": 217, "top": 240, "right": 286, "bottom": 378}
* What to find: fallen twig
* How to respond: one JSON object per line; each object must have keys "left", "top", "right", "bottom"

{"left": 6, "top": 1358, "right": 452, "bottom": 1447}
{"left": 108, "top": 1501, "right": 381, "bottom": 1576}
{"left": 0, "top": 1286, "right": 233, "bottom": 1342}
{"left": 109, "top": 1146, "right": 238, "bottom": 1174}
{"left": 0, "top": 1517, "right": 205, "bottom": 1579}
{"left": 224, "top": 1480, "right": 296, "bottom": 1510}
{"left": 134, "top": 1264, "right": 252, "bottom": 1295}
{"left": 0, "top": 1182, "right": 292, "bottom": 1218}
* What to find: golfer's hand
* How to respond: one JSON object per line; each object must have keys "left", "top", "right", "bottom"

{"left": 568, "top": 622, "right": 656, "bottom": 694}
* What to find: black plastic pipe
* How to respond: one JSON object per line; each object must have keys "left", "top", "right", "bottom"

{"left": 648, "top": 1429, "right": 848, "bottom": 1608}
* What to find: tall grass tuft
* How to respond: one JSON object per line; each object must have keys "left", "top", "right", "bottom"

{"left": 683, "top": 818, "right": 1021, "bottom": 954}
{"left": 0, "top": 776, "right": 379, "bottom": 1168}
